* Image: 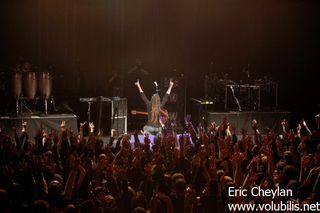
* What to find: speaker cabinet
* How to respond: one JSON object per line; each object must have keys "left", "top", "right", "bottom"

{"left": 110, "top": 98, "right": 127, "bottom": 134}
{"left": 111, "top": 116, "right": 127, "bottom": 134}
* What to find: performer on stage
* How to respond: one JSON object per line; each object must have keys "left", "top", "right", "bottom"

{"left": 134, "top": 79, "right": 174, "bottom": 135}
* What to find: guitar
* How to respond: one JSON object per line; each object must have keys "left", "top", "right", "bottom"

{"left": 131, "top": 109, "right": 169, "bottom": 126}
{"left": 131, "top": 110, "right": 148, "bottom": 116}
{"left": 159, "top": 108, "right": 169, "bottom": 126}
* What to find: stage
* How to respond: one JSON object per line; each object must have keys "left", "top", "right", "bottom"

{"left": 0, "top": 111, "right": 291, "bottom": 141}
{"left": 0, "top": 114, "right": 78, "bottom": 137}
{"left": 206, "top": 111, "right": 290, "bottom": 135}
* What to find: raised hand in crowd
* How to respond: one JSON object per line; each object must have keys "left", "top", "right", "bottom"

{"left": 300, "top": 119, "right": 312, "bottom": 136}
{"left": 79, "top": 121, "right": 86, "bottom": 139}
{"left": 316, "top": 114, "right": 320, "bottom": 129}
{"left": 185, "top": 114, "right": 197, "bottom": 139}
{"left": 209, "top": 121, "right": 216, "bottom": 134}
{"left": 60, "top": 120, "right": 66, "bottom": 131}
{"left": 89, "top": 122, "right": 95, "bottom": 134}
{"left": 281, "top": 118, "right": 289, "bottom": 135}
{"left": 2, "top": 109, "right": 320, "bottom": 212}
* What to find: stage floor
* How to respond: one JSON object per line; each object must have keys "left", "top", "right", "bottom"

{"left": 0, "top": 111, "right": 291, "bottom": 142}
{"left": 206, "top": 111, "right": 290, "bottom": 135}
{"left": 0, "top": 114, "right": 78, "bottom": 137}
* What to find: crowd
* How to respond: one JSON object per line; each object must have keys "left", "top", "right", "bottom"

{"left": 0, "top": 114, "right": 320, "bottom": 213}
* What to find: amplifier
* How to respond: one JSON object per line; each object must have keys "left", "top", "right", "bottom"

{"left": 111, "top": 98, "right": 127, "bottom": 117}
{"left": 110, "top": 98, "right": 127, "bottom": 134}
{"left": 111, "top": 116, "right": 127, "bottom": 134}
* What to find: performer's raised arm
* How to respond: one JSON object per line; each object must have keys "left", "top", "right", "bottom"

{"left": 135, "top": 79, "right": 143, "bottom": 93}
{"left": 161, "top": 79, "right": 174, "bottom": 107}
{"left": 135, "top": 79, "right": 149, "bottom": 105}
{"left": 166, "top": 79, "right": 174, "bottom": 95}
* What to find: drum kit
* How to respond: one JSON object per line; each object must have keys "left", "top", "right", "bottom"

{"left": 203, "top": 66, "right": 278, "bottom": 111}
{"left": 12, "top": 62, "right": 53, "bottom": 114}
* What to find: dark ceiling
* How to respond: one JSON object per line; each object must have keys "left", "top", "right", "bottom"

{"left": 1, "top": 0, "right": 320, "bottom": 121}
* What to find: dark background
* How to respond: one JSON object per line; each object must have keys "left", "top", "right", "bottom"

{"left": 1, "top": 0, "right": 319, "bottom": 128}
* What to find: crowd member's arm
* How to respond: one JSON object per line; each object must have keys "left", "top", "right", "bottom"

{"left": 172, "top": 122, "right": 178, "bottom": 143}
{"left": 288, "top": 144, "right": 298, "bottom": 166}
{"left": 79, "top": 121, "right": 86, "bottom": 140}
{"left": 242, "top": 156, "right": 258, "bottom": 188}
{"left": 208, "top": 121, "right": 216, "bottom": 135}
{"left": 94, "top": 155, "right": 108, "bottom": 187}
{"left": 144, "top": 134, "right": 153, "bottom": 155}
{"left": 108, "top": 129, "right": 117, "bottom": 150}
{"left": 303, "top": 164, "right": 320, "bottom": 187}
{"left": 88, "top": 121, "right": 95, "bottom": 135}
{"left": 133, "top": 129, "right": 141, "bottom": 148}
{"left": 185, "top": 115, "right": 198, "bottom": 140}
{"left": 51, "top": 134, "right": 59, "bottom": 161}
{"left": 229, "top": 124, "right": 238, "bottom": 144}
{"left": 34, "top": 156, "right": 49, "bottom": 197}
{"left": 300, "top": 155, "right": 308, "bottom": 183}
{"left": 76, "top": 165, "right": 87, "bottom": 192}
{"left": 178, "top": 134, "right": 185, "bottom": 159}
{"left": 267, "top": 149, "right": 274, "bottom": 176}
{"left": 113, "top": 134, "right": 123, "bottom": 154}
{"left": 275, "top": 136, "right": 284, "bottom": 159}
{"left": 120, "top": 177, "right": 130, "bottom": 213}
{"left": 202, "top": 131, "right": 211, "bottom": 157}
{"left": 114, "top": 134, "right": 131, "bottom": 162}
{"left": 108, "top": 136, "right": 115, "bottom": 148}
{"left": 87, "top": 133, "right": 97, "bottom": 163}
{"left": 252, "top": 119, "right": 261, "bottom": 144}
{"left": 178, "top": 135, "right": 190, "bottom": 160}
{"left": 13, "top": 121, "right": 27, "bottom": 150}
{"left": 316, "top": 114, "right": 320, "bottom": 130}
{"left": 63, "top": 157, "right": 87, "bottom": 198}
{"left": 217, "top": 137, "right": 225, "bottom": 160}
{"left": 13, "top": 126, "right": 20, "bottom": 150}
{"left": 150, "top": 192, "right": 174, "bottom": 213}
{"left": 281, "top": 119, "right": 289, "bottom": 138}
{"left": 300, "top": 119, "right": 312, "bottom": 136}
{"left": 232, "top": 151, "right": 245, "bottom": 187}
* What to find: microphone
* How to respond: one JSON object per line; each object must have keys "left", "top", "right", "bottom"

{"left": 154, "top": 81, "right": 161, "bottom": 93}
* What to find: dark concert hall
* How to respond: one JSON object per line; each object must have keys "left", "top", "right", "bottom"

{"left": 0, "top": 1, "right": 320, "bottom": 212}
